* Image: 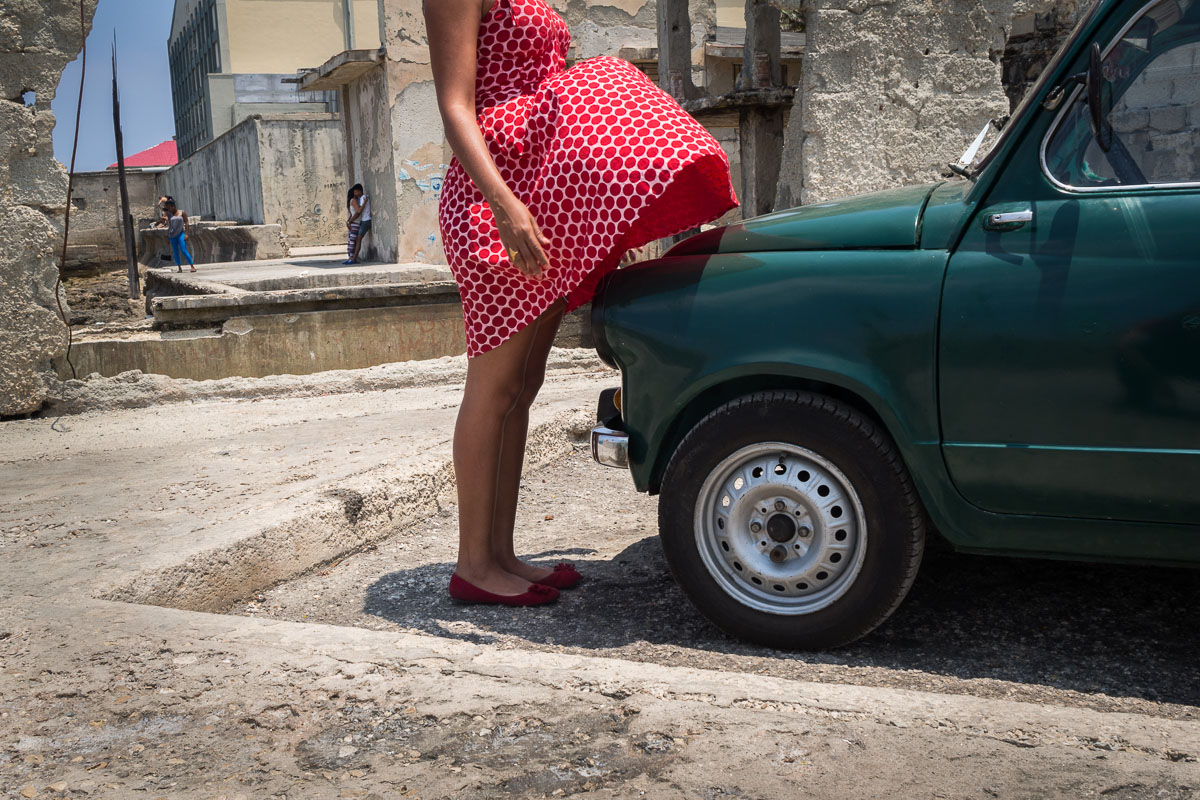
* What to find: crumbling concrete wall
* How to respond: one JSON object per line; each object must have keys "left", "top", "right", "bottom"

{"left": 160, "top": 116, "right": 265, "bottom": 226}
{"left": 139, "top": 223, "right": 287, "bottom": 267}
{"left": 560, "top": 0, "right": 716, "bottom": 79}
{"left": 257, "top": 114, "right": 347, "bottom": 245}
{"left": 160, "top": 112, "right": 346, "bottom": 247}
{"left": 776, "top": 0, "right": 1082, "bottom": 208}
{"left": 63, "top": 170, "right": 159, "bottom": 267}
{"left": 0, "top": 0, "right": 98, "bottom": 415}
{"left": 1002, "top": 0, "right": 1081, "bottom": 109}
{"left": 379, "top": 0, "right": 452, "bottom": 265}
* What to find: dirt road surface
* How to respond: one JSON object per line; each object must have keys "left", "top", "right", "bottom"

{"left": 2, "top": 352, "right": 1197, "bottom": 799}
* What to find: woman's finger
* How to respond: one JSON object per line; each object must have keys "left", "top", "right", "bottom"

{"left": 527, "top": 242, "right": 549, "bottom": 275}
{"left": 530, "top": 220, "right": 551, "bottom": 268}
{"left": 519, "top": 234, "right": 544, "bottom": 274}
{"left": 533, "top": 219, "right": 550, "bottom": 248}
{"left": 516, "top": 239, "right": 542, "bottom": 279}
{"left": 506, "top": 239, "right": 534, "bottom": 278}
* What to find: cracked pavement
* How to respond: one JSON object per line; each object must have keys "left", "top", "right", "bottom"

{"left": 1, "top": 353, "right": 1198, "bottom": 798}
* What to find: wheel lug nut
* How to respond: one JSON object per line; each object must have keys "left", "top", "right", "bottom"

{"left": 799, "top": 525, "right": 812, "bottom": 537}
{"left": 750, "top": 521, "right": 762, "bottom": 533}
{"left": 769, "top": 545, "right": 788, "bottom": 563}
{"left": 774, "top": 500, "right": 786, "bottom": 511}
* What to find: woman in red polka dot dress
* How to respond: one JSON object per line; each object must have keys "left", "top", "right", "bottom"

{"left": 426, "top": 0, "right": 737, "bottom": 606}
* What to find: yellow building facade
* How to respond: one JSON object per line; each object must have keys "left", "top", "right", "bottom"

{"left": 169, "top": 0, "right": 381, "bottom": 158}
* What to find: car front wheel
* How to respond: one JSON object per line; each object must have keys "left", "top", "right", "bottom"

{"left": 658, "top": 390, "right": 926, "bottom": 649}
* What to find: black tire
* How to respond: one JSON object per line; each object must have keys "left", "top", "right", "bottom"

{"left": 658, "top": 390, "right": 925, "bottom": 649}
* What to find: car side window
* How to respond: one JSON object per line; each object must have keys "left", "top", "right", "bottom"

{"left": 1045, "top": 0, "right": 1200, "bottom": 189}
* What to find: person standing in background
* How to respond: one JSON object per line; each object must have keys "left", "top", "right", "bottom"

{"left": 350, "top": 185, "right": 371, "bottom": 263}
{"left": 344, "top": 184, "right": 364, "bottom": 265}
{"left": 164, "top": 199, "right": 196, "bottom": 273}
{"left": 153, "top": 195, "right": 172, "bottom": 228}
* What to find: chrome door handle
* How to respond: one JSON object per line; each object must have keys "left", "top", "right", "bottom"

{"left": 983, "top": 209, "right": 1033, "bottom": 231}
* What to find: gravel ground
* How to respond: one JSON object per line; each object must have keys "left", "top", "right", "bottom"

{"left": 245, "top": 443, "right": 1200, "bottom": 723}
{"left": 61, "top": 265, "right": 144, "bottom": 325}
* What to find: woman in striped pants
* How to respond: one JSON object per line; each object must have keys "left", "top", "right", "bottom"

{"left": 344, "top": 183, "right": 364, "bottom": 264}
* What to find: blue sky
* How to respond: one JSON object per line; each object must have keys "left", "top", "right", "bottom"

{"left": 51, "top": 0, "right": 176, "bottom": 172}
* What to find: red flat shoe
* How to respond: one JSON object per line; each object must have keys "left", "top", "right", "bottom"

{"left": 536, "top": 562, "right": 582, "bottom": 590}
{"left": 449, "top": 573, "right": 559, "bottom": 606}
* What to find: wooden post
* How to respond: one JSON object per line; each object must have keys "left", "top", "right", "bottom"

{"left": 111, "top": 40, "right": 140, "bottom": 301}
{"left": 738, "top": 0, "right": 785, "bottom": 217}
{"left": 657, "top": 0, "right": 699, "bottom": 101}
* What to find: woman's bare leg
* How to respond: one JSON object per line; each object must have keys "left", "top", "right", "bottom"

{"left": 453, "top": 302, "right": 560, "bottom": 596}
{"left": 490, "top": 300, "right": 566, "bottom": 583}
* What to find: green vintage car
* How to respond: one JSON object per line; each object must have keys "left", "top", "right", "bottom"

{"left": 590, "top": 0, "right": 1200, "bottom": 649}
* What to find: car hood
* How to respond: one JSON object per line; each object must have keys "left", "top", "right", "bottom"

{"left": 667, "top": 182, "right": 942, "bottom": 257}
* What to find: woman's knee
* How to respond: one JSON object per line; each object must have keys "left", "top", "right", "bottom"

{"left": 515, "top": 370, "right": 546, "bottom": 408}
{"left": 463, "top": 370, "right": 527, "bottom": 417}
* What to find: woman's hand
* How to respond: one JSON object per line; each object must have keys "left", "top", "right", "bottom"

{"left": 492, "top": 194, "right": 550, "bottom": 279}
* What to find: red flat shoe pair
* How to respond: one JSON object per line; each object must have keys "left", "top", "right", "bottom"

{"left": 536, "top": 562, "right": 582, "bottom": 590}
{"left": 449, "top": 573, "right": 559, "bottom": 606}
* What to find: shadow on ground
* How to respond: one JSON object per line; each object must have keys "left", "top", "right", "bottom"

{"left": 365, "top": 536, "right": 1200, "bottom": 711}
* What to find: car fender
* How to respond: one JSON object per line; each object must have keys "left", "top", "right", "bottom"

{"left": 599, "top": 249, "right": 950, "bottom": 499}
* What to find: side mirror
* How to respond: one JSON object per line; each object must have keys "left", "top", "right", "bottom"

{"left": 1087, "top": 41, "right": 1113, "bottom": 152}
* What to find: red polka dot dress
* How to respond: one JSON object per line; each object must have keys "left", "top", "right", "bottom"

{"left": 439, "top": 0, "right": 739, "bottom": 357}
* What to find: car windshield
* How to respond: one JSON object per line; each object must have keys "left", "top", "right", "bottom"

{"left": 965, "top": 0, "right": 1109, "bottom": 174}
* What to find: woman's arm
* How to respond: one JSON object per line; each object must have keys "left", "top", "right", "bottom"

{"left": 182, "top": 211, "right": 190, "bottom": 239}
{"left": 424, "top": 0, "right": 549, "bottom": 277}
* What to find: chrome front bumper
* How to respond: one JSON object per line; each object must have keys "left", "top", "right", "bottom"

{"left": 591, "top": 425, "right": 629, "bottom": 469}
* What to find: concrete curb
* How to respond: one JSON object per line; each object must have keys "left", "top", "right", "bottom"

{"left": 67, "top": 594, "right": 1200, "bottom": 765}
{"left": 102, "top": 405, "right": 595, "bottom": 612}
{"left": 45, "top": 348, "right": 607, "bottom": 414}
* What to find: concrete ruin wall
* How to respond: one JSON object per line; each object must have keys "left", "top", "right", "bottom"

{"left": 381, "top": 0, "right": 448, "bottom": 264}
{"left": 0, "top": 0, "right": 98, "bottom": 415}
{"left": 160, "top": 113, "right": 346, "bottom": 247}
{"left": 777, "top": 0, "right": 1083, "bottom": 208}
{"left": 561, "top": 0, "right": 715, "bottom": 74}
{"left": 160, "top": 116, "right": 265, "bottom": 228}
{"left": 63, "top": 170, "right": 159, "bottom": 267}
{"left": 256, "top": 114, "right": 348, "bottom": 245}
{"left": 380, "top": 0, "right": 716, "bottom": 264}
{"left": 1002, "top": 0, "right": 1082, "bottom": 109}
{"left": 345, "top": 62, "right": 400, "bottom": 263}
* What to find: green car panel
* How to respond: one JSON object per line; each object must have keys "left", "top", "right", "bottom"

{"left": 594, "top": 0, "right": 1200, "bottom": 567}
{"left": 940, "top": 189, "right": 1200, "bottom": 525}
{"left": 670, "top": 183, "right": 936, "bottom": 256}
{"left": 602, "top": 249, "right": 946, "bottom": 487}
{"left": 916, "top": 180, "right": 975, "bottom": 251}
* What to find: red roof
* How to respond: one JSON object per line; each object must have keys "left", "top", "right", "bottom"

{"left": 107, "top": 140, "right": 178, "bottom": 169}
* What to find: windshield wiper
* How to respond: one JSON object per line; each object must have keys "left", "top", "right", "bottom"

{"left": 948, "top": 116, "right": 1008, "bottom": 179}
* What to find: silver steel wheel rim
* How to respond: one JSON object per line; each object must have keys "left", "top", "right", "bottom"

{"left": 694, "top": 442, "right": 867, "bottom": 616}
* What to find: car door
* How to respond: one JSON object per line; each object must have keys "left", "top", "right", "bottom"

{"left": 939, "top": 0, "right": 1200, "bottom": 525}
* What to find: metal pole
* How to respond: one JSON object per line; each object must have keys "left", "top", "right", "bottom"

{"left": 112, "top": 37, "right": 140, "bottom": 301}
{"left": 343, "top": 0, "right": 355, "bottom": 50}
